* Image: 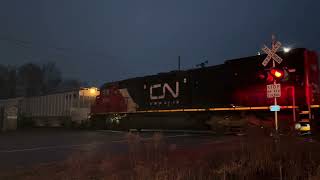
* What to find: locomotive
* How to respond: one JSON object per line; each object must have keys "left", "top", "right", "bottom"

{"left": 90, "top": 48, "right": 320, "bottom": 132}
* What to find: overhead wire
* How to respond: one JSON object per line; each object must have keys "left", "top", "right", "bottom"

{"left": 0, "top": 36, "right": 113, "bottom": 60}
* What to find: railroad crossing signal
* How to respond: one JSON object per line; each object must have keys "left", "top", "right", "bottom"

{"left": 260, "top": 35, "right": 284, "bottom": 132}
{"left": 261, "top": 41, "right": 283, "bottom": 66}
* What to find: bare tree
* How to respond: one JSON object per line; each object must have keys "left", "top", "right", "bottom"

{"left": 42, "top": 62, "right": 62, "bottom": 93}
{"left": 17, "top": 63, "right": 43, "bottom": 97}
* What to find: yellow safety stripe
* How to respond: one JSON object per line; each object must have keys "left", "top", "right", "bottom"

{"left": 299, "top": 111, "right": 310, "bottom": 114}
{"left": 250, "top": 107, "right": 270, "bottom": 110}
{"left": 139, "top": 108, "right": 206, "bottom": 113}
{"left": 208, "top": 107, "right": 269, "bottom": 111}
{"left": 92, "top": 105, "right": 320, "bottom": 115}
{"left": 281, "top": 106, "right": 299, "bottom": 109}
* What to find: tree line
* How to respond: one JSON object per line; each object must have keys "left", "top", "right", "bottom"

{"left": 0, "top": 62, "right": 81, "bottom": 99}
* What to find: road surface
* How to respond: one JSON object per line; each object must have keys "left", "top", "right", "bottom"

{"left": 0, "top": 129, "right": 233, "bottom": 170}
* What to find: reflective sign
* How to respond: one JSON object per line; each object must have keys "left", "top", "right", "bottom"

{"left": 270, "top": 105, "right": 281, "bottom": 112}
{"left": 267, "top": 84, "right": 281, "bottom": 98}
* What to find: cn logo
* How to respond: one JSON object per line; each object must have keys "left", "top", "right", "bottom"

{"left": 150, "top": 82, "right": 179, "bottom": 100}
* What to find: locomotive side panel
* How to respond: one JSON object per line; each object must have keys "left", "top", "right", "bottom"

{"left": 90, "top": 48, "right": 320, "bottom": 131}
{"left": 141, "top": 72, "right": 191, "bottom": 110}
{"left": 189, "top": 65, "right": 231, "bottom": 108}
{"left": 93, "top": 48, "right": 313, "bottom": 114}
{"left": 93, "top": 72, "right": 192, "bottom": 113}
{"left": 118, "top": 78, "right": 145, "bottom": 112}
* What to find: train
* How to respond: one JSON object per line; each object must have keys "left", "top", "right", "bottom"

{"left": 1, "top": 48, "right": 319, "bottom": 133}
{"left": 90, "top": 48, "right": 320, "bottom": 133}
{"left": 0, "top": 87, "right": 99, "bottom": 131}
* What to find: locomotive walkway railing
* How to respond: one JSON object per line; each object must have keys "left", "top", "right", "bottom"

{"left": 92, "top": 105, "right": 320, "bottom": 115}
{"left": 137, "top": 106, "right": 300, "bottom": 113}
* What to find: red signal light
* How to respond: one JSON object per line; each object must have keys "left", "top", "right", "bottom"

{"left": 274, "top": 71, "right": 282, "bottom": 78}
{"left": 270, "top": 69, "right": 284, "bottom": 79}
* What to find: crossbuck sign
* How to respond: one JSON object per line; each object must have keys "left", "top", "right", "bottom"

{"left": 261, "top": 41, "right": 283, "bottom": 67}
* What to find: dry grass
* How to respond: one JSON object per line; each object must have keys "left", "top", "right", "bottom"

{"left": 1, "top": 129, "right": 320, "bottom": 180}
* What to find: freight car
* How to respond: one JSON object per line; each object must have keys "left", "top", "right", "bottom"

{"left": 90, "top": 48, "right": 320, "bottom": 132}
{"left": 20, "top": 87, "right": 99, "bottom": 127}
{"left": 0, "top": 98, "right": 21, "bottom": 132}
{"left": 0, "top": 87, "right": 99, "bottom": 128}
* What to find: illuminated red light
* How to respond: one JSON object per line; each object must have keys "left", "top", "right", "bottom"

{"left": 274, "top": 71, "right": 282, "bottom": 78}
{"left": 271, "top": 69, "right": 283, "bottom": 78}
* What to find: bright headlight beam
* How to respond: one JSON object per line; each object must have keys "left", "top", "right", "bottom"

{"left": 283, "top": 47, "right": 291, "bottom": 53}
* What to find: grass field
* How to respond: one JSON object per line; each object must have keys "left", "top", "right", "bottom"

{"left": 1, "top": 129, "right": 320, "bottom": 180}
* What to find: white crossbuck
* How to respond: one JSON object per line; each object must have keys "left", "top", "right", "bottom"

{"left": 261, "top": 41, "right": 283, "bottom": 67}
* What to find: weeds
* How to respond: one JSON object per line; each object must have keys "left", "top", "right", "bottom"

{"left": 1, "top": 130, "right": 320, "bottom": 180}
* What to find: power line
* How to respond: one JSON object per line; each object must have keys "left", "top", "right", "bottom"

{"left": 0, "top": 36, "right": 113, "bottom": 59}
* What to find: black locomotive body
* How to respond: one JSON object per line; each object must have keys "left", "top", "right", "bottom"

{"left": 91, "top": 48, "right": 319, "bottom": 131}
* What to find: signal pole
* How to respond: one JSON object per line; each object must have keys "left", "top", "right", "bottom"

{"left": 261, "top": 35, "right": 283, "bottom": 134}
{"left": 272, "top": 35, "right": 279, "bottom": 132}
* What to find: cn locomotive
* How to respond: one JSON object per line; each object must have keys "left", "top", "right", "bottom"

{"left": 90, "top": 48, "right": 320, "bottom": 132}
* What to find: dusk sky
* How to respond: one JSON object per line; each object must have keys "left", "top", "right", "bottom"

{"left": 0, "top": 0, "right": 319, "bottom": 85}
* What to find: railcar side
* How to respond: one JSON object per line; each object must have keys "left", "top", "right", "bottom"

{"left": 90, "top": 48, "right": 320, "bottom": 132}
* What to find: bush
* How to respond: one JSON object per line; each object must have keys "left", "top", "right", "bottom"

{"left": 2, "top": 132, "right": 320, "bottom": 180}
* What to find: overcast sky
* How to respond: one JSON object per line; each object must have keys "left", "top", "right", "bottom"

{"left": 0, "top": 0, "right": 319, "bottom": 85}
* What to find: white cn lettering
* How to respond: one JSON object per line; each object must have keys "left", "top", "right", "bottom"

{"left": 150, "top": 84, "right": 164, "bottom": 100}
{"left": 150, "top": 82, "right": 179, "bottom": 100}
